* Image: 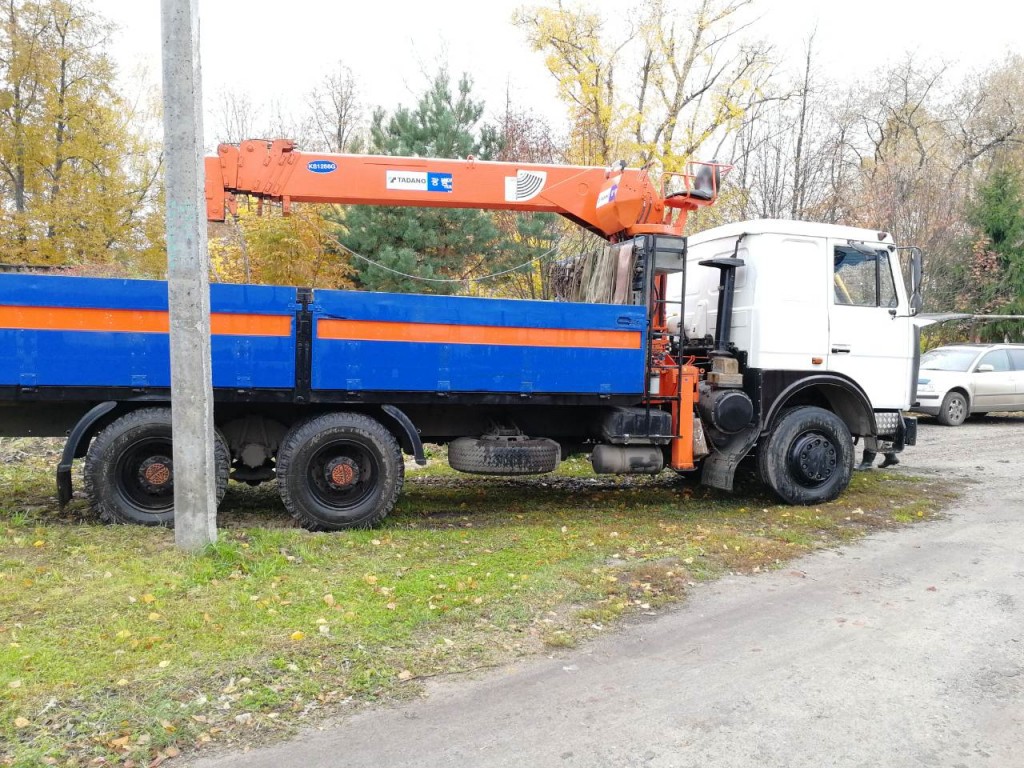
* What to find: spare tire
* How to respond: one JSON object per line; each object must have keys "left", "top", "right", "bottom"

{"left": 448, "top": 436, "right": 560, "bottom": 475}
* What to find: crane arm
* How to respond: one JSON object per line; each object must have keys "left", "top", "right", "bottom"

{"left": 205, "top": 139, "right": 725, "bottom": 239}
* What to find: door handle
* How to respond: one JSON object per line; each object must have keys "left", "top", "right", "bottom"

{"left": 831, "top": 345, "right": 851, "bottom": 354}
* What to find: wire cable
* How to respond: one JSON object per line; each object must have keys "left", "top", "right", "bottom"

{"left": 329, "top": 238, "right": 565, "bottom": 284}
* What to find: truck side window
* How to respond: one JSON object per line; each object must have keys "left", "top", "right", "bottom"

{"left": 833, "top": 246, "right": 898, "bottom": 308}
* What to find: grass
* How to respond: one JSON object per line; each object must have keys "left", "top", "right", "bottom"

{"left": 0, "top": 439, "right": 956, "bottom": 767}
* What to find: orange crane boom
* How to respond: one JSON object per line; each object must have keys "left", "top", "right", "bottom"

{"left": 205, "top": 139, "right": 725, "bottom": 239}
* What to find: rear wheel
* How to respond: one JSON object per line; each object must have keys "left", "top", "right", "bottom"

{"left": 937, "top": 391, "right": 968, "bottom": 426}
{"left": 276, "top": 412, "right": 403, "bottom": 531}
{"left": 84, "top": 408, "right": 229, "bottom": 526}
{"left": 758, "top": 406, "right": 853, "bottom": 505}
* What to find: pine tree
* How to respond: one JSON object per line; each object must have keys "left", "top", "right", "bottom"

{"left": 961, "top": 167, "right": 1024, "bottom": 340}
{"left": 336, "top": 70, "right": 512, "bottom": 294}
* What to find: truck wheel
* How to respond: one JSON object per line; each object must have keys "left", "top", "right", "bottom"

{"left": 276, "top": 412, "right": 403, "bottom": 531}
{"left": 758, "top": 406, "right": 853, "bottom": 505}
{"left": 83, "top": 408, "right": 229, "bottom": 526}
{"left": 448, "top": 436, "right": 560, "bottom": 475}
{"left": 937, "top": 391, "right": 968, "bottom": 426}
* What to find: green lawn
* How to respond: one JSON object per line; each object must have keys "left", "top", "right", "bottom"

{"left": 0, "top": 439, "right": 953, "bottom": 767}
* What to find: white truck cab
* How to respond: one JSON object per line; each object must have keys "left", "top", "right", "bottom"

{"left": 666, "top": 219, "right": 922, "bottom": 503}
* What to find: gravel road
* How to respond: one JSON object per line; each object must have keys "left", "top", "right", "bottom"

{"left": 191, "top": 415, "right": 1024, "bottom": 768}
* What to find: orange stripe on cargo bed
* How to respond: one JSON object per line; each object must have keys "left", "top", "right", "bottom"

{"left": 0, "top": 306, "right": 291, "bottom": 337}
{"left": 316, "top": 318, "right": 641, "bottom": 349}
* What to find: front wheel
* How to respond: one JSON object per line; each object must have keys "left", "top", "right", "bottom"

{"left": 276, "top": 412, "right": 403, "bottom": 531}
{"left": 937, "top": 391, "right": 968, "bottom": 426}
{"left": 758, "top": 406, "right": 854, "bottom": 505}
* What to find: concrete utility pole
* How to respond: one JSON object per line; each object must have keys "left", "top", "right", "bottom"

{"left": 161, "top": 0, "right": 218, "bottom": 551}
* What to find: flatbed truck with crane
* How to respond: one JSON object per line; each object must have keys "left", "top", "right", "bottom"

{"left": 0, "top": 140, "right": 920, "bottom": 529}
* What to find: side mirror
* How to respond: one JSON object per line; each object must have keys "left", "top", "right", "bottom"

{"left": 909, "top": 248, "right": 923, "bottom": 315}
{"left": 976, "top": 364, "right": 995, "bottom": 373}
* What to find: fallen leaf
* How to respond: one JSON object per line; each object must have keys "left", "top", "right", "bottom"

{"left": 148, "top": 612, "right": 161, "bottom": 621}
{"left": 8, "top": 679, "right": 21, "bottom": 688}
{"left": 158, "top": 660, "right": 170, "bottom": 668}
{"left": 13, "top": 716, "right": 29, "bottom": 728}
{"left": 290, "top": 631, "right": 305, "bottom": 641}
{"left": 323, "top": 593, "right": 335, "bottom": 607}
{"left": 33, "top": 540, "right": 45, "bottom": 547}
{"left": 141, "top": 594, "right": 156, "bottom": 604}
{"left": 397, "top": 670, "right": 413, "bottom": 681}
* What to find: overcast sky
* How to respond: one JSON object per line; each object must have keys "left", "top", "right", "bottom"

{"left": 103, "top": 0, "right": 1022, "bottom": 148}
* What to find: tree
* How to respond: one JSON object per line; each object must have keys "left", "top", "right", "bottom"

{"left": 958, "top": 167, "right": 1024, "bottom": 340}
{"left": 0, "top": 0, "right": 162, "bottom": 271}
{"left": 306, "top": 62, "right": 363, "bottom": 153}
{"left": 484, "top": 99, "right": 563, "bottom": 300}
{"left": 208, "top": 204, "right": 355, "bottom": 289}
{"left": 515, "top": 0, "right": 774, "bottom": 170}
{"left": 336, "top": 69, "right": 514, "bottom": 294}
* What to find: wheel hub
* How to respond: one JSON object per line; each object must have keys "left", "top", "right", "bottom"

{"left": 787, "top": 433, "right": 837, "bottom": 487}
{"left": 324, "top": 456, "right": 359, "bottom": 490}
{"left": 137, "top": 456, "right": 173, "bottom": 493}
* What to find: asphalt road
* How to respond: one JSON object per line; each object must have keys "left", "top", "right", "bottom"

{"left": 191, "top": 416, "right": 1024, "bottom": 768}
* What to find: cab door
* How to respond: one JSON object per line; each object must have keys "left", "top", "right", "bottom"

{"left": 827, "top": 242, "right": 913, "bottom": 409}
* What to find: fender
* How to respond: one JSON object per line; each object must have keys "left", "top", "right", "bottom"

{"left": 380, "top": 404, "right": 426, "bottom": 466}
{"left": 759, "top": 371, "right": 875, "bottom": 436}
{"left": 56, "top": 401, "right": 118, "bottom": 507}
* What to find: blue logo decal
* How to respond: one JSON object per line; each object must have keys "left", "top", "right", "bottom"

{"left": 427, "top": 172, "right": 453, "bottom": 192}
{"left": 307, "top": 160, "right": 338, "bottom": 174}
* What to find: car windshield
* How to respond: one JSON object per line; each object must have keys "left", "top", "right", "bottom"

{"left": 920, "top": 348, "right": 978, "bottom": 372}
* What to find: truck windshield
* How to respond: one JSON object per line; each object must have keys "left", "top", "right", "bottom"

{"left": 920, "top": 348, "right": 978, "bottom": 372}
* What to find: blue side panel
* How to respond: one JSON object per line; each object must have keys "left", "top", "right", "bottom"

{"left": 0, "top": 275, "right": 297, "bottom": 389}
{"left": 311, "top": 290, "right": 646, "bottom": 395}
{"left": 210, "top": 283, "right": 297, "bottom": 389}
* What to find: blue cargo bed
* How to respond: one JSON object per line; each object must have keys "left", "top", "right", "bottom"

{"left": 0, "top": 274, "right": 646, "bottom": 398}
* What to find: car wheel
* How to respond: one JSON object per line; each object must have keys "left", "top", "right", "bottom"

{"left": 937, "top": 391, "right": 968, "bottom": 426}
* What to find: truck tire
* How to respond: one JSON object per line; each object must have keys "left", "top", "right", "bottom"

{"left": 276, "top": 412, "right": 403, "bottom": 531}
{"left": 83, "top": 408, "right": 230, "bottom": 526}
{"left": 937, "top": 391, "right": 968, "bottom": 426}
{"left": 758, "top": 406, "right": 853, "bottom": 505}
{"left": 448, "top": 436, "right": 560, "bottom": 475}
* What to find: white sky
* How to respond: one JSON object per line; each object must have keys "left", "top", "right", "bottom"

{"left": 102, "top": 0, "right": 1023, "bottom": 149}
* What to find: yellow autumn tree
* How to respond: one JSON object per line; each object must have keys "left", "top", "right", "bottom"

{"left": 209, "top": 204, "right": 355, "bottom": 289}
{"left": 514, "top": 0, "right": 774, "bottom": 172}
{"left": 0, "top": 0, "right": 163, "bottom": 271}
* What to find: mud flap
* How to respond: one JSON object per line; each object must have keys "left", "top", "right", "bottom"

{"left": 700, "top": 428, "right": 759, "bottom": 492}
